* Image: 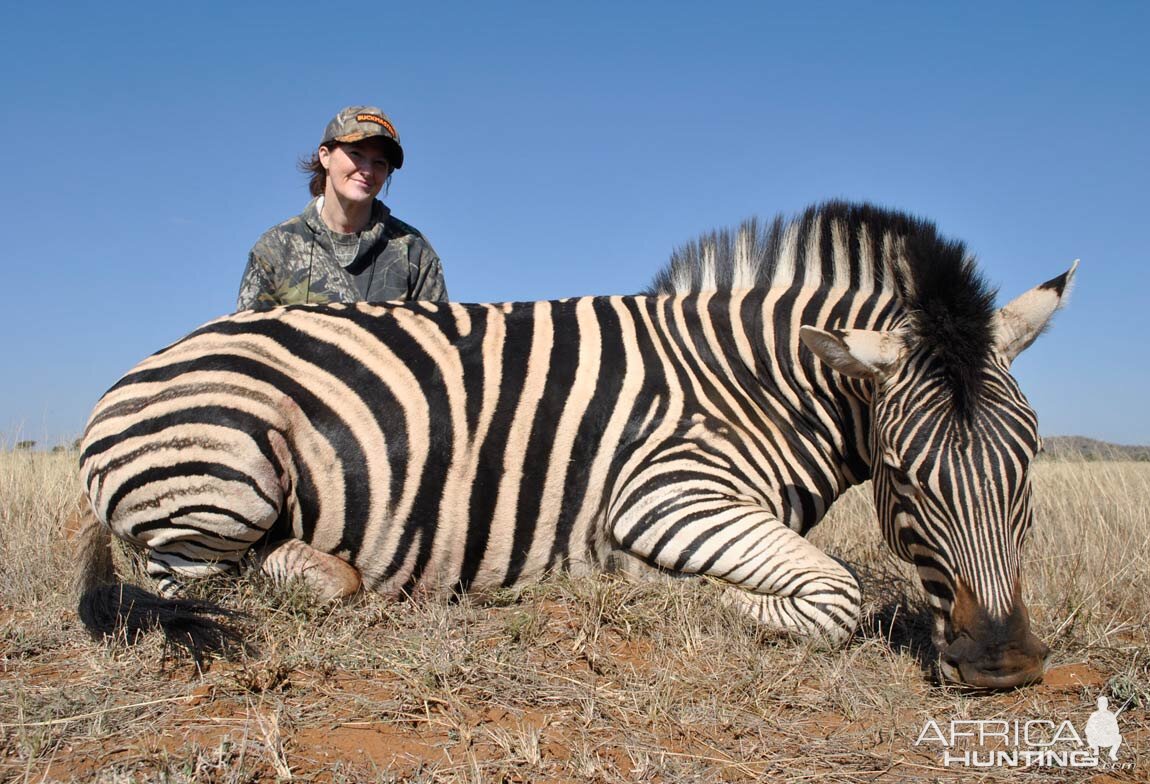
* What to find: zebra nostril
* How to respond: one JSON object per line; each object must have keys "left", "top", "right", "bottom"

{"left": 940, "top": 631, "right": 975, "bottom": 664}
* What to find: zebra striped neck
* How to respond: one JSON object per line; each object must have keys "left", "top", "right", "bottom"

{"left": 614, "top": 290, "right": 873, "bottom": 534}
{"left": 648, "top": 201, "right": 997, "bottom": 420}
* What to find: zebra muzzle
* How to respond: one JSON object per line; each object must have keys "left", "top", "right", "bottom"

{"left": 938, "top": 579, "right": 1048, "bottom": 689}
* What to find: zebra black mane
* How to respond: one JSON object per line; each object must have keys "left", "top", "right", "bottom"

{"left": 647, "top": 201, "right": 999, "bottom": 415}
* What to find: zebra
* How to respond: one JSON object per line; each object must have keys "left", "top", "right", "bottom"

{"left": 76, "top": 201, "right": 1073, "bottom": 688}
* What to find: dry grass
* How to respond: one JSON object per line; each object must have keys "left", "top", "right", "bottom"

{"left": 0, "top": 450, "right": 1147, "bottom": 782}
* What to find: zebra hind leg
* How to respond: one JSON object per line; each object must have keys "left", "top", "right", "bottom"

{"left": 76, "top": 516, "right": 247, "bottom": 665}
{"left": 250, "top": 539, "right": 362, "bottom": 604}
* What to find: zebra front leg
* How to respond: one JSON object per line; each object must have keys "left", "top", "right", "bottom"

{"left": 611, "top": 493, "right": 862, "bottom": 644}
{"left": 250, "top": 539, "right": 362, "bottom": 603}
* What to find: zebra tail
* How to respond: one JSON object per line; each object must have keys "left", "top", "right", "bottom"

{"left": 73, "top": 503, "right": 247, "bottom": 665}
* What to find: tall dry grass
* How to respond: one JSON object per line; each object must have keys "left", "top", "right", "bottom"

{"left": 0, "top": 450, "right": 84, "bottom": 606}
{"left": 1, "top": 449, "right": 1147, "bottom": 782}
{"left": 812, "top": 459, "right": 1150, "bottom": 661}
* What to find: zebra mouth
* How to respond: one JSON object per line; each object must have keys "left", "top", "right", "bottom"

{"left": 933, "top": 625, "right": 1049, "bottom": 690}
{"left": 937, "top": 655, "right": 1047, "bottom": 690}
{"left": 937, "top": 657, "right": 964, "bottom": 685}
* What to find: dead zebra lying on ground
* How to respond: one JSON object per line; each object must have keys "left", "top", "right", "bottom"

{"left": 76, "top": 201, "right": 1073, "bottom": 688}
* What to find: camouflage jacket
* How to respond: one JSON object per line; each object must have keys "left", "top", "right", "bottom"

{"left": 236, "top": 198, "right": 447, "bottom": 311}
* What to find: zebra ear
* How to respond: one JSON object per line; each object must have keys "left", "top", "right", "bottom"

{"left": 800, "top": 326, "right": 905, "bottom": 380}
{"left": 994, "top": 260, "right": 1078, "bottom": 364}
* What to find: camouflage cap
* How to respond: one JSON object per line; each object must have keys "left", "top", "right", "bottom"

{"left": 320, "top": 105, "right": 404, "bottom": 169}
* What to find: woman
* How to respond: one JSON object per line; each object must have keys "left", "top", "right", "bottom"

{"left": 237, "top": 105, "right": 447, "bottom": 310}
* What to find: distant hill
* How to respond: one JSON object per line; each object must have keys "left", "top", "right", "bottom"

{"left": 1040, "top": 436, "right": 1150, "bottom": 462}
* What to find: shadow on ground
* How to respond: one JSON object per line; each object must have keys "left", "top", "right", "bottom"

{"left": 853, "top": 562, "right": 941, "bottom": 681}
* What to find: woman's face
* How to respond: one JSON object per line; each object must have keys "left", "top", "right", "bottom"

{"left": 319, "top": 139, "right": 392, "bottom": 205}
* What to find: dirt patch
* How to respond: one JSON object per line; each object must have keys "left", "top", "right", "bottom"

{"left": 292, "top": 723, "right": 454, "bottom": 777}
{"left": 1043, "top": 662, "right": 1108, "bottom": 690}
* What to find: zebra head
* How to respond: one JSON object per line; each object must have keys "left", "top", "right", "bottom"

{"left": 801, "top": 262, "right": 1076, "bottom": 689}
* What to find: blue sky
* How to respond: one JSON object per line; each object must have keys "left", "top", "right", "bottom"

{"left": 1, "top": 1, "right": 1146, "bottom": 446}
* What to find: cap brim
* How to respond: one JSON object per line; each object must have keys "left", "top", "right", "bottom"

{"left": 327, "top": 133, "right": 404, "bottom": 169}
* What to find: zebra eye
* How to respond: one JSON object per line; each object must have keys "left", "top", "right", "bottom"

{"left": 885, "top": 464, "right": 918, "bottom": 496}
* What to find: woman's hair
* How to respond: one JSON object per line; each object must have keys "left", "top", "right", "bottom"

{"left": 299, "top": 143, "right": 393, "bottom": 198}
{"left": 299, "top": 147, "right": 329, "bottom": 198}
